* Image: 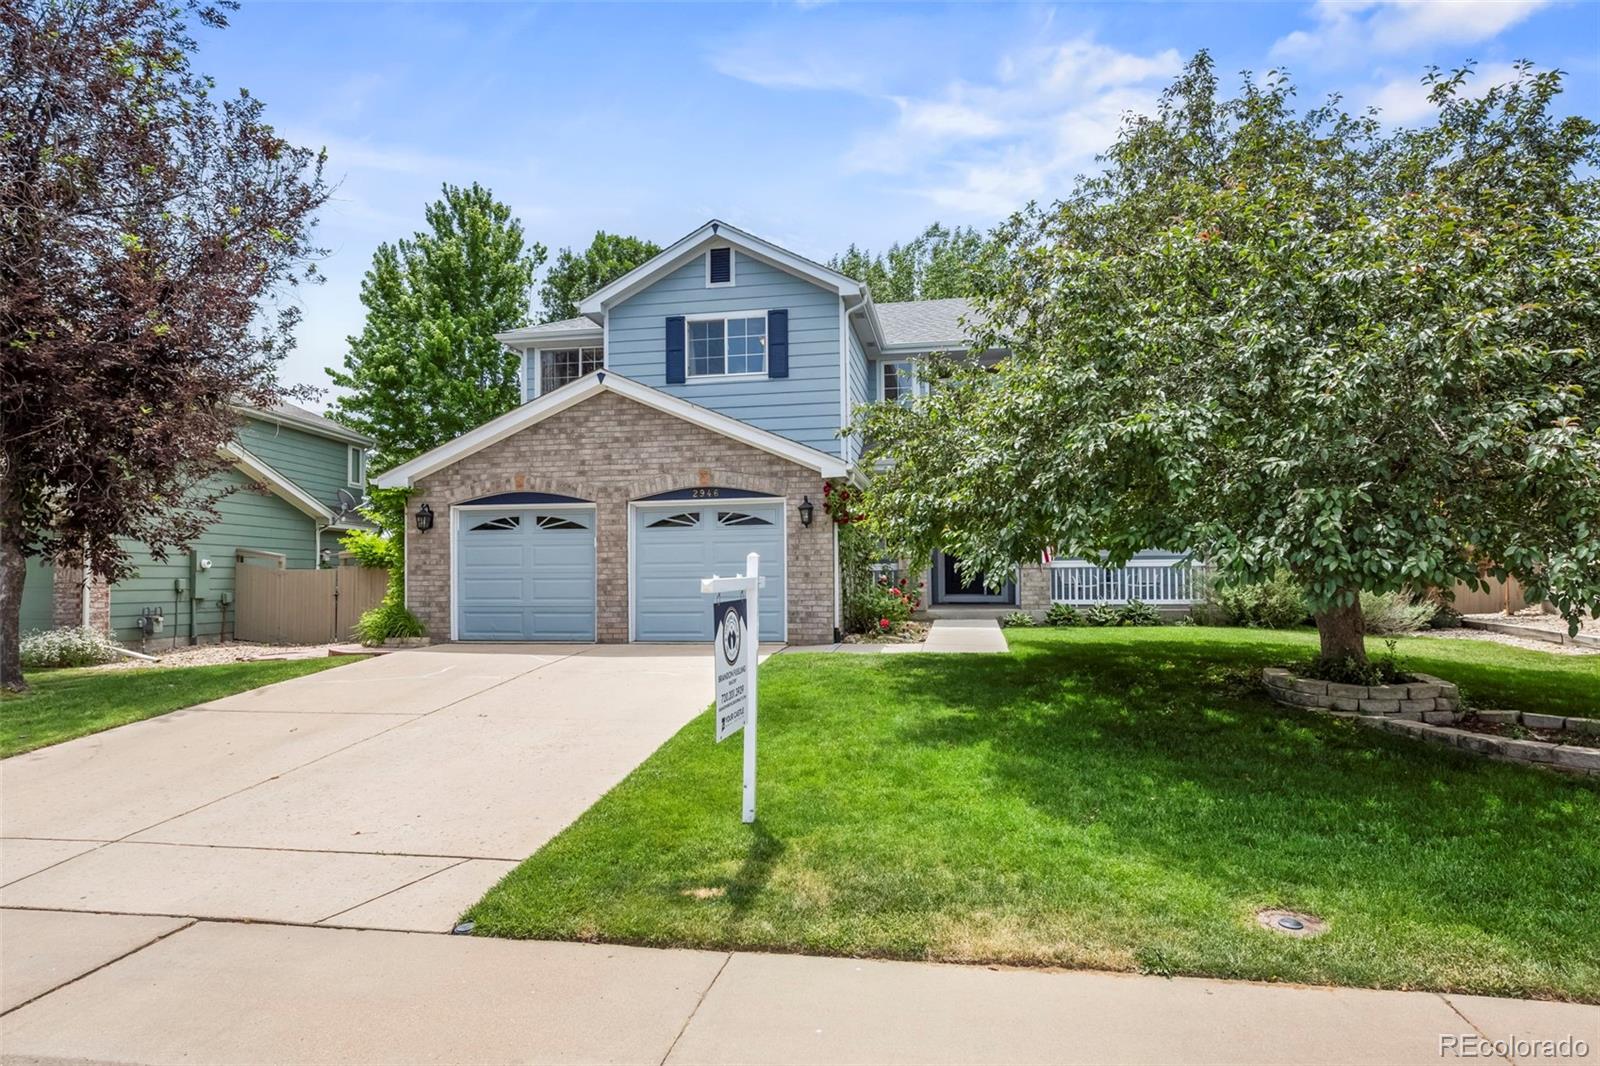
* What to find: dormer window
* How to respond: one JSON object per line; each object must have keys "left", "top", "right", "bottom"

{"left": 706, "top": 247, "right": 734, "bottom": 287}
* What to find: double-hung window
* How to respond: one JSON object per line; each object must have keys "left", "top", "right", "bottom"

{"left": 535, "top": 346, "right": 603, "bottom": 397}
{"left": 688, "top": 315, "right": 766, "bottom": 378}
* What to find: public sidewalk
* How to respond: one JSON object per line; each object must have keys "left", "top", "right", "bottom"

{"left": 2, "top": 916, "right": 1593, "bottom": 1065}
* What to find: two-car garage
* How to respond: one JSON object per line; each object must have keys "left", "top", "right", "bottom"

{"left": 384, "top": 371, "right": 844, "bottom": 647}
{"left": 453, "top": 491, "right": 787, "bottom": 644}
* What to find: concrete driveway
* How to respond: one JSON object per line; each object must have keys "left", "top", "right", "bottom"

{"left": 1, "top": 645, "right": 715, "bottom": 932}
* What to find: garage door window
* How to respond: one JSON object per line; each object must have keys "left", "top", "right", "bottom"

{"left": 470, "top": 516, "right": 521, "bottom": 532}
{"left": 648, "top": 512, "right": 701, "bottom": 528}
{"left": 535, "top": 514, "right": 588, "bottom": 530}
{"left": 717, "top": 511, "right": 772, "bottom": 526}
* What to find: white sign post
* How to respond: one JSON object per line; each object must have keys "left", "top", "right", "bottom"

{"left": 702, "top": 552, "right": 762, "bottom": 823}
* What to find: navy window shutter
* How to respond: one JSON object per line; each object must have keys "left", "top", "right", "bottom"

{"left": 767, "top": 309, "right": 788, "bottom": 379}
{"left": 665, "top": 316, "right": 686, "bottom": 384}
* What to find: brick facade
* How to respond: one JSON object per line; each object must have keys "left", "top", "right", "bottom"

{"left": 51, "top": 566, "right": 111, "bottom": 632}
{"left": 406, "top": 389, "right": 837, "bottom": 645}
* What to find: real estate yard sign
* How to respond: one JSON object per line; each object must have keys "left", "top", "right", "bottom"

{"left": 702, "top": 552, "right": 761, "bottom": 823}
{"left": 712, "top": 596, "right": 749, "bottom": 741}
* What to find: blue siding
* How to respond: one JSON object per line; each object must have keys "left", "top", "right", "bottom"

{"left": 605, "top": 253, "right": 844, "bottom": 456}
{"left": 844, "top": 322, "right": 869, "bottom": 463}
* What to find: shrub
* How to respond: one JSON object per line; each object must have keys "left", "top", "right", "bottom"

{"left": 868, "top": 581, "right": 914, "bottom": 629}
{"left": 1082, "top": 604, "right": 1120, "bottom": 627}
{"left": 20, "top": 626, "right": 121, "bottom": 669}
{"left": 1045, "top": 602, "right": 1082, "bottom": 627}
{"left": 354, "top": 601, "right": 426, "bottom": 647}
{"left": 1001, "top": 610, "right": 1037, "bottom": 628}
{"left": 1360, "top": 591, "right": 1437, "bottom": 634}
{"left": 1203, "top": 570, "right": 1308, "bottom": 628}
{"left": 1117, "top": 599, "right": 1162, "bottom": 626}
{"left": 1427, "top": 603, "right": 1464, "bottom": 629}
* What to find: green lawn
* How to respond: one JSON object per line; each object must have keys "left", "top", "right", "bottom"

{"left": 467, "top": 627, "right": 1599, "bottom": 1002}
{"left": 1, "top": 656, "right": 360, "bottom": 757}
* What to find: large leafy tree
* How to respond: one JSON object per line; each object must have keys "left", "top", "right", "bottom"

{"left": 830, "top": 222, "right": 989, "bottom": 301}
{"left": 538, "top": 230, "right": 660, "bottom": 321}
{"left": 855, "top": 55, "right": 1600, "bottom": 666}
{"left": 0, "top": 0, "right": 328, "bottom": 690}
{"left": 328, "top": 183, "right": 543, "bottom": 465}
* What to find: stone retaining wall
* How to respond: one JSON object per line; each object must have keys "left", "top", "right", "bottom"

{"left": 1261, "top": 668, "right": 1459, "bottom": 720}
{"left": 1262, "top": 667, "right": 1600, "bottom": 777}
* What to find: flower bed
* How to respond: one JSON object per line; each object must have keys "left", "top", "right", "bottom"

{"left": 1262, "top": 666, "right": 1600, "bottom": 776}
{"left": 1260, "top": 667, "right": 1460, "bottom": 720}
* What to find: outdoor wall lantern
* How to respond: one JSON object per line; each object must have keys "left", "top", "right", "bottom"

{"left": 415, "top": 503, "right": 434, "bottom": 532}
{"left": 798, "top": 495, "right": 815, "bottom": 528}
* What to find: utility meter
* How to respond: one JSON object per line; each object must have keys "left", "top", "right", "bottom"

{"left": 190, "top": 553, "right": 214, "bottom": 600}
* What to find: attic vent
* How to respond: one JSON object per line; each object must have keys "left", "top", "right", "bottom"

{"left": 707, "top": 247, "right": 733, "bottom": 286}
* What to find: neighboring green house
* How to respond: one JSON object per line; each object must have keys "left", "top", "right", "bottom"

{"left": 25, "top": 402, "right": 373, "bottom": 647}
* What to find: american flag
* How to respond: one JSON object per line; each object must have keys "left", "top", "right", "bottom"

{"left": 1040, "top": 546, "right": 1053, "bottom": 565}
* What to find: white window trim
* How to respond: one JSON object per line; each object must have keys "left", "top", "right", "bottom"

{"left": 878, "top": 358, "right": 917, "bottom": 404}
{"left": 684, "top": 310, "right": 769, "bottom": 382}
{"left": 705, "top": 246, "right": 736, "bottom": 288}
{"left": 528, "top": 344, "right": 604, "bottom": 400}
{"left": 346, "top": 445, "right": 365, "bottom": 487}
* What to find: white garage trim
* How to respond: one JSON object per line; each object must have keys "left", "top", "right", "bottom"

{"left": 449, "top": 502, "right": 597, "bottom": 642}
{"left": 627, "top": 495, "right": 788, "bottom": 644}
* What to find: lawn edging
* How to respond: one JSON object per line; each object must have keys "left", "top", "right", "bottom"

{"left": 1262, "top": 667, "right": 1600, "bottom": 777}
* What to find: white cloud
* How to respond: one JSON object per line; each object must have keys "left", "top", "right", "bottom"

{"left": 1364, "top": 61, "right": 1528, "bottom": 122}
{"left": 847, "top": 39, "right": 1181, "bottom": 215}
{"left": 1272, "top": 0, "right": 1551, "bottom": 64}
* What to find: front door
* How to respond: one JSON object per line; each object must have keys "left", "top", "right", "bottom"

{"left": 934, "top": 551, "right": 1015, "bottom": 605}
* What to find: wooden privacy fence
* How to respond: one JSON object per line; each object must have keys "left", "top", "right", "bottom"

{"left": 1447, "top": 575, "right": 1530, "bottom": 615}
{"left": 236, "top": 565, "right": 388, "bottom": 644}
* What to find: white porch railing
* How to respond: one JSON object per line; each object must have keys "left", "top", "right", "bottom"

{"left": 1049, "top": 559, "right": 1201, "bottom": 606}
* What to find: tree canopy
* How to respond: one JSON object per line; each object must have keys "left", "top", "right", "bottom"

{"left": 327, "top": 183, "right": 543, "bottom": 466}
{"left": 853, "top": 55, "right": 1600, "bottom": 665}
{"left": 0, "top": 0, "right": 329, "bottom": 689}
{"left": 830, "top": 222, "right": 989, "bottom": 302}
{"left": 538, "top": 230, "right": 661, "bottom": 321}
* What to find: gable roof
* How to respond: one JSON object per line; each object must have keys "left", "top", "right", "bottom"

{"left": 577, "top": 220, "right": 865, "bottom": 317}
{"left": 373, "top": 371, "right": 850, "bottom": 489}
{"left": 242, "top": 400, "right": 374, "bottom": 447}
{"left": 222, "top": 442, "right": 336, "bottom": 522}
{"left": 875, "top": 298, "right": 975, "bottom": 350}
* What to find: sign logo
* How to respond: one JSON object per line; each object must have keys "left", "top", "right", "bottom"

{"left": 720, "top": 605, "right": 742, "bottom": 665}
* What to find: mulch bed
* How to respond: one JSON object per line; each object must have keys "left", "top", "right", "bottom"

{"left": 842, "top": 621, "right": 931, "bottom": 645}
{"left": 1455, "top": 713, "right": 1592, "bottom": 747}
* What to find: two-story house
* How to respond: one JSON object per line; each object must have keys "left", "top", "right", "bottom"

{"left": 24, "top": 402, "right": 375, "bottom": 646}
{"left": 376, "top": 220, "right": 1195, "bottom": 646}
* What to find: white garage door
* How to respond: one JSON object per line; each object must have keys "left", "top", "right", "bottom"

{"left": 455, "top": 507, "right": 596, "bottom": 641}
{"left": 633, "top": 502, "right": 785, "bottom": 642}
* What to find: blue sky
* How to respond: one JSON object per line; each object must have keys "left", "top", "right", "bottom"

{"left": 191, "top": 1, "right": 1599, "bottom": 404}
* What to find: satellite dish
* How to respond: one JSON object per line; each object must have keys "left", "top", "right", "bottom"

{"left": 332, "top": 488, "right": 359, "bottom": 522}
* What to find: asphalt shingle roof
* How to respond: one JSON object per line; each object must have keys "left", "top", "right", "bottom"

{"left": 262, "top": 400, "right": 373, "bottom": 445}
{"left": 874, "top": 297, "right": 975, "bottom": 349}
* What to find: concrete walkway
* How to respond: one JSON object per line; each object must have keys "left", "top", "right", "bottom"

{"left": 2, "top": 917, "right": 1592, "bottom": 1064}
{"left": 783, "top": 617, "right": 1010, "bottom": 655}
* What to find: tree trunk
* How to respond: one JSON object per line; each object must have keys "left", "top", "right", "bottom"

{"left": 0, "top": 523, "right": 28, "bottom": 693}
{"left": 1313, "top": 593, "right": 1366, "bottom": 665}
